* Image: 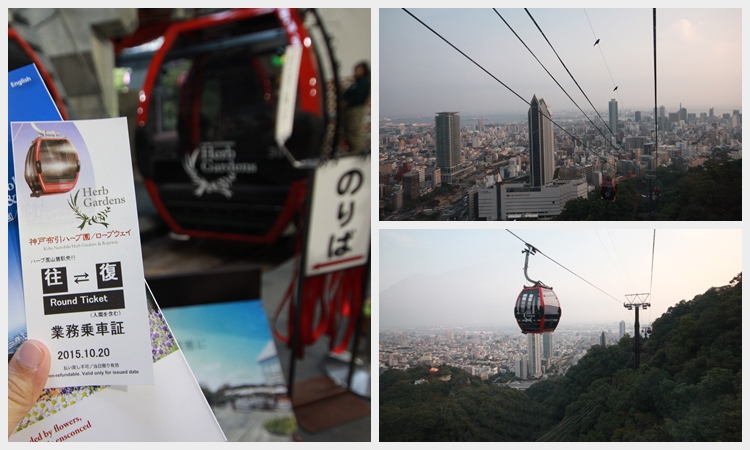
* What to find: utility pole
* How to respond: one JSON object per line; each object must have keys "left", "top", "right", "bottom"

{"left": 624, "top": 293, "right": 650, "bottom": 370}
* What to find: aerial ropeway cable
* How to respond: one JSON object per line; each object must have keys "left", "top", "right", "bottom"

{"left": 401, "top": 8, "right": 621, "bottom": 174}
{"left": 493, "top": 9, "right": 621, "bottom": 155}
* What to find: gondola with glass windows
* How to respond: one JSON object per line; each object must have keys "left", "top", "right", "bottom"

{"left": 23, "top": 125, "right": 80, "bottom": 197}
{"left": 600, "top": 176, "right": 616, "bottom": 202}
{"left": 514, "top": 245, "right": 562, "bottom": 334}
{"left": 133, "top": 8, "right": 338, "bottom": 244}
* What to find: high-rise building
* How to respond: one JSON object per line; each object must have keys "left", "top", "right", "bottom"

{"left": 635, "top": 111, "right": 641, "bottom": 122}
{"left": 478, "top": 117, "right": 484, "bottom": 132}
{"left": 679, "top": 105, "right": 687, "bottom": 122}
{"left": 619, "top": 320, "right": 626, "bottom": 339}
{"left": 609, "top": 98, "right": 618, "bottom": 139}
{"left": 600, "top": 331, "right": 607, "bottom": 347}
{"left": 528, "top": 95, "right": 554, "bottom": 187}
{"left": 542, "top": 333, "right": 553, "bottom": 359}
{"left": 709, "top": 107, "right": 715, "bottom": 118}
{"left": 659, "top": 105, "right": 666, "bottom": 117}
{"left": 527, "top": 333, "right": 542, "bottom": 378}
{"left": 435, "top": 112, "right": 461, "bottom": 183}
{"left": 402, "top": 172, "right": 419, "bottom": 202}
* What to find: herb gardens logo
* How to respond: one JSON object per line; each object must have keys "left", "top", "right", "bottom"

{"left": 67, "top": 187, "right": 125, "bottom": 229}
{"left": 182, "top": 141, "right": 257, "bottom": 199}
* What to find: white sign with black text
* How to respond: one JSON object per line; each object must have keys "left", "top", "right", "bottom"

{"left": 305, "top": 155, "right": 370, "bottom": 276}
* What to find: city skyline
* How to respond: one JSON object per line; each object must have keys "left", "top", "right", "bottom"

{"left": 379, "top": 229, "right": 741, "bottom": 329}
{"left": 380, "top": 8, "right": 741, "bottom": 117}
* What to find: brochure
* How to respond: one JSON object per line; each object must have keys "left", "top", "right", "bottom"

{"left": 11, "top": 117, "right": 154, "bottom": 387}
{"left": 9, "top": 63, "right": 64, "bottom": 357}
{"left": 10, "top": 285, "right": 227, "bottom": 442}
{"left": 162, "top": 299, "right": 295, "bottom": 441}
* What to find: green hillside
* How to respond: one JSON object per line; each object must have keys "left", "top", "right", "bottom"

{"left": 380, "top": 274, "right": 742, "bottom": 441}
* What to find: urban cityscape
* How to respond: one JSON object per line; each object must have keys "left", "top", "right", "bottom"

{"left": 380, "top": 104, "right": 741, "bottom": 220}
{"left": 379, "top": 324, "right": 631, "bottom": 386}
{"left": 379, "top": 9, "right": 741, "bottom": 221}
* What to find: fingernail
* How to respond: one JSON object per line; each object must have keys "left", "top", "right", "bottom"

{"left": 16, "top": 341, "right": 44, "bottom": 369}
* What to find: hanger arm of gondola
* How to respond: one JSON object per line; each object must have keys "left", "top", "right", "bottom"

{"left": 523, "top": 244, "right": 551, "bottom": 289}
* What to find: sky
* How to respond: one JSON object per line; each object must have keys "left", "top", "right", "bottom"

{"left": 378, "top": 229, "right": 742, "bottom": 330}
{"left": 380, "top": 8, "right": 742, "bottom": 118}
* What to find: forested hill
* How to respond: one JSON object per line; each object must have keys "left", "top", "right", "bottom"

{"left": 380, "top": 274, "right": 742, "bottom": 441}
{"left": 554, "top": 158, "right": 741, "bottom": 221}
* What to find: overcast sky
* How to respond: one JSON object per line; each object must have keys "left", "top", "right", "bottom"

{"left": 380, "top": 8, "right": 741, "bottom": 118}
{"left": 378, "top": 229, "right": 742, "bottom": 330}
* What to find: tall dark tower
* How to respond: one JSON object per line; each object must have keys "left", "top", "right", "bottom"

{"left": 609, "top": 98, "right": 619, "bottom": 140}
{"left": 435, "top": 112, "right": 461, "bottom": 183}
{"left": 528, "top": 95, "right": 554, "bottom": 187}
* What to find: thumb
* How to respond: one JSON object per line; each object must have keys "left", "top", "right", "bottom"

{"left": 8, "top": 340, "right": 51, "bottom": 437}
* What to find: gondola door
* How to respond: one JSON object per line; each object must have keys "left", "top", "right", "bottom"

{"left": 135, "top": 9, "right": 329, "bottom": 243}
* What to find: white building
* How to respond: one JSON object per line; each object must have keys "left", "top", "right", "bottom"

{"left": 477, "top": 186, "right": 499, "bottom": 221}
{"left": 527, "top": 334, "right": 542, "bottom": 379}
{"left": 500, "top": 179, "right": 587, "bottom": 220}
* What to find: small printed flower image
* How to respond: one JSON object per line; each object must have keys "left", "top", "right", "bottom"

{"left": 16, "top": 386, "right": 104, "bottom": 433}
{"left": 147, "top": 287, "right": 179, "bottom": 363}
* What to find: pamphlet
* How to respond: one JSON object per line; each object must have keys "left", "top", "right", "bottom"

{"left": 9, "top": 285, "right": 227, "bottom": 442}
{"left": 162, "top": 299, "right": 295, "bottom": 441}
{"left": 11, "top": 117, "right": 155, "bottom": 387}
{"left": 9, "top": 63, "right": 64, "bottom": 357}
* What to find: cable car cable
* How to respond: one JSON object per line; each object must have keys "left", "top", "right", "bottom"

{"left": 401, "top": 9, "right": 618, "bottom": 171}
{"left": 653, "top": 9, "right": 659, "bottom": 182}
{"left": 523, "top": 8, "right": 618, "bottom": 147}
{"left": 594, "top": 230, "right": 630, "bottom": 294}
{"left": 607, "top": 230, "right": 636, "bottom": 292}
{"left": 584, "top": 9, "right": 625, "bottom": 111}
{"left": 537, "top": 389, "right": 607, "bottom": 441}
{"left": 648, "top": 229, "right": 656, "bottom": 324}
{"left": 506, "top": 230, "right": 621, "bottom": 304}
{"left": 493, "top": 9, "right": 620, "bottom": 154}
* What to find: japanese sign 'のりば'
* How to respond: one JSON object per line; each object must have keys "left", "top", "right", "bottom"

{"left": 306, "top": 155, "right": 371, "bottom": 277}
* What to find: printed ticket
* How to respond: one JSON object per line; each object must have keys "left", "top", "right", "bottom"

{"left": 11, "top": 117, "right": 154, "bottom": 387}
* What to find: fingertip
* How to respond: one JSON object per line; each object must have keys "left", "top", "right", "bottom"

{"left": 15, "top": 340, "right": 47, "bottom": 370}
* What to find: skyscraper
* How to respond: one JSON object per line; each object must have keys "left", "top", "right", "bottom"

{"left": 635, "top": 111, "right": 641, "bottom": 122}
{"left": 527, "top": 333, "right": 542, "bottom": 378}
{"left": 609, "top": 98, "right": 618, "bottom": 140}
{"left": 435, "top": 112, "right": 461, "bottom": 183}
{"left": 542, "top": 333, "right": 553, "bottom": 359}
{"left": 528, "top": 95, "right": 554, "bottom": 187}
{"left": 600, "top": 331, "right": 607, "bottom": 346}
{"left": 619, "top": 320, "right": 626, "bottom": 339}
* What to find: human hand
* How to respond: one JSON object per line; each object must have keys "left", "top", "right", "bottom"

{"left": 8, "top": 340, "right": 51, "bottom": 437}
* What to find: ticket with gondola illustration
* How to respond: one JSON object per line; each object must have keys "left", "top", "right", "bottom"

{"left": 11, "top": 117, "right": 154, "bottom": 387}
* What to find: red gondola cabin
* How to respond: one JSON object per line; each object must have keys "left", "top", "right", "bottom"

{"left": 600, "top": 176, "right": 616, "bottom": 202}
{"left": 514, "top": 286, "right": 562, "bottom": 334}
{"left": 23, "top": 136, "right": 80, "bottom": 197}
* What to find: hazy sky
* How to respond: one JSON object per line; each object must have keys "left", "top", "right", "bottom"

{"left": 378, "top": 229, "right": 742, "bottom": 330}
{"left": 380, "top": 8, "right": 741, "bottom": 118}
